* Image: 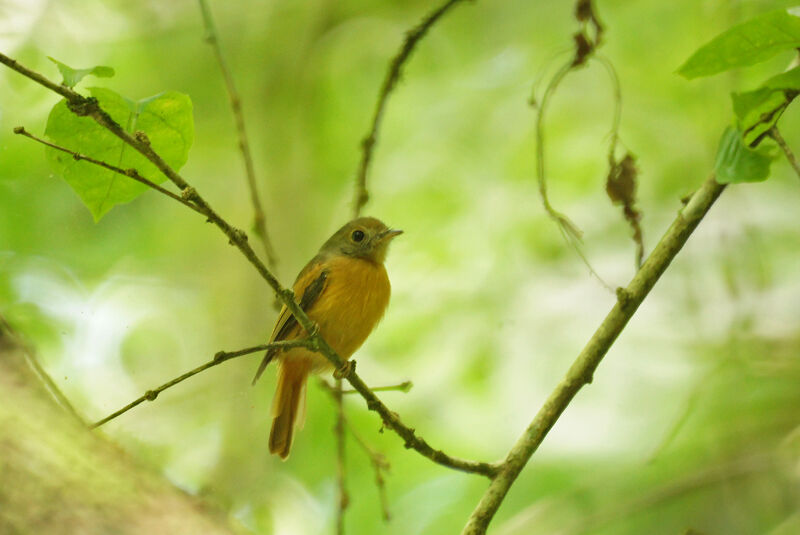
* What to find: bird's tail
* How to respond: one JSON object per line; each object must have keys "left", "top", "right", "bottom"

{"left": 269, "top": 360, "right": 309, "bottom": 459}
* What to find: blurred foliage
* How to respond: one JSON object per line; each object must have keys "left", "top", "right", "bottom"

{"left": 1, "top": 1, "right": 799, "bottom": 534}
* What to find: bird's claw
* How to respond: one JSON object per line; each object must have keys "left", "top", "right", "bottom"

{"left": 334, "top": 360, "right": 354, "bottom": 379}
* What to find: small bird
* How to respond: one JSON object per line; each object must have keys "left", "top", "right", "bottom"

{"left": 252, "top": 217, "right": 402, "bottom": 459}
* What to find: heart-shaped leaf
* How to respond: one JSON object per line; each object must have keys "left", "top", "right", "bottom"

{"left": 45, "top": 87, "right": 194, "bottom": 220}
{"left": 48, "top": 57, "right": 115, "bottom": 88}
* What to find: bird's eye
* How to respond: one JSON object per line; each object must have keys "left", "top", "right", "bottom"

{"left": 351, "top": 230, "right": 365, "bottom": 242}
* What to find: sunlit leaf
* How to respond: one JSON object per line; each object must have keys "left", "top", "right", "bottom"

{"left": 714, "top": 126, "right": 775, "bottom": 184}
{"left": 47, "top": 57, "right": 115, "bottom": 88}
{"left": 678, "top": 8, "right": 800, "bottom": 79}
{"left": 44, "top": 87, "right": 194, "bottom": 220}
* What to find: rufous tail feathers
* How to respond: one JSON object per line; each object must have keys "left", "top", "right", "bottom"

{"left": 269, "top": 361, "right": 309, "bottom": 459}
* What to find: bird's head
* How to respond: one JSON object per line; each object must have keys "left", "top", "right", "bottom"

{"left": 321, "top": 217, "right": 402, "bottom": 264}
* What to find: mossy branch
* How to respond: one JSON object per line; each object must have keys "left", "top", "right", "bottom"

{"left": 461, "top": 174, "right": 726, "bottom": 534}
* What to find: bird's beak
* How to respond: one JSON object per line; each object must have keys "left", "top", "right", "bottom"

{"left": 380, "top": 228, "right": 403, "bottom": 241}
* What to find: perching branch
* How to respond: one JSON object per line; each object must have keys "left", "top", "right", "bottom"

{"left": 90, "top": 340, "right": 312, "bottom": 429}
{"left": 461, "top": 174, "right": 726, "bottom": 534}
{"left": 0, "top": 51, "right": 498, "bottom": 478}
{"left": 352, "top": 0, "right": 469, "bottom": 218}
{"left": 197, "top": 0, "right": 278, "bottom": 270}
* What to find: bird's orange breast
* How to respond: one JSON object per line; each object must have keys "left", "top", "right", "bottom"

{"left": 306, "top": 256, "right": 391, "bottom": 364}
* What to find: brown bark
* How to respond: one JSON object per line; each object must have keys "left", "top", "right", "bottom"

{"left": 0, "top": 322, "right": 241, "bottom": 535}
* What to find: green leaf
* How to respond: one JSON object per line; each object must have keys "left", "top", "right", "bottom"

{"left": 47, "top": 57, "right": 115, "bottom": 88}
{"left": 732, "top": 89, "right": 789, "bottom": 146}
{"left": 678, "top": 8, "right": 800, "bottom": 79}
{"left": 44, "top": 87, "right": 194, "bottom": 220}
{"left": 731, "top": 66, "right": 800, "bottom": 145}
{"left": 714, "top": 126, "right": 775, "bottom": 184}
{"left": 758, "top": 65, "right": 800, "bottom": 90}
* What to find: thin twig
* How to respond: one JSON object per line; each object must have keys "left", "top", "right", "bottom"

{"left": 531, "top": 1, "right": 622, "bottom": 290}
{"left": 342, "top": 380, "right": 412, "bottom": 395}
{"left": 353, "top": 0, "right": 469, "bottom": 218}
{"left": 320, "top": 379, "right": 393, "bottom": 522}
{"left": 331, "top": 359, "right": 501, "bottom": 477}
{"left": 347, "top": 0, "right": 469, "bottom": 519}
{"left": 598, "top": 55, "right": 621, "bottom": 157}
{"left": 0, "top": 314, "right": 85, "bottom": 425}
{"left": 461, "top": 174, "right": 726, "bottom": 534}
{"left": 345, "top": 417, "right": 392, "bottom": 522}
{"left": 12, "top": 127, "right": 204, "bottom": 216}
{"left": 334, "top": 378, "right": 349, "bottom": 535}
{"left": 533, "top": 62, "right": 613, "bottom": 292}
{"left": 769, "top": 126, "right": 800, "bottom": 181}
{"left": 90, "top": 339, "right": 311, "bottom": 429}
{"left": 534, "top": 61, "right": 584, "bottom": 242}
{"left": 197, "top": 0, "right": 278, "bottom": 270}
{"left": 0, "top": 52, "right": 499, "bottom": 478}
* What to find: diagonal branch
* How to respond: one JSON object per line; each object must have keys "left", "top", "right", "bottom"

{"left": 90, "top": 340, "right": 312, "bottom": 429}
{"left": 197, "top": 0, "right": 278, "bottom": 270}
{"left": 352, "top": 0, "right": 469, "bottom": 218}
{"left": 0, "top": 51, "right": 498, "bottom": 478}
{"left": 331, "top": 360, "right": 501, "bottom": 478}
{"left": 461, "top": 174, "right": 726, "bottom": 534}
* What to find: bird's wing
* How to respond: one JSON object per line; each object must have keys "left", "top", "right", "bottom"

{"left": 251, "top": 257, "right": 329, "bottom": 385}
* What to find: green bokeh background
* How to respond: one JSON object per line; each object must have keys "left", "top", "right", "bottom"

{"left": 1, "top": 1, "right": 799, "bottom": 534}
